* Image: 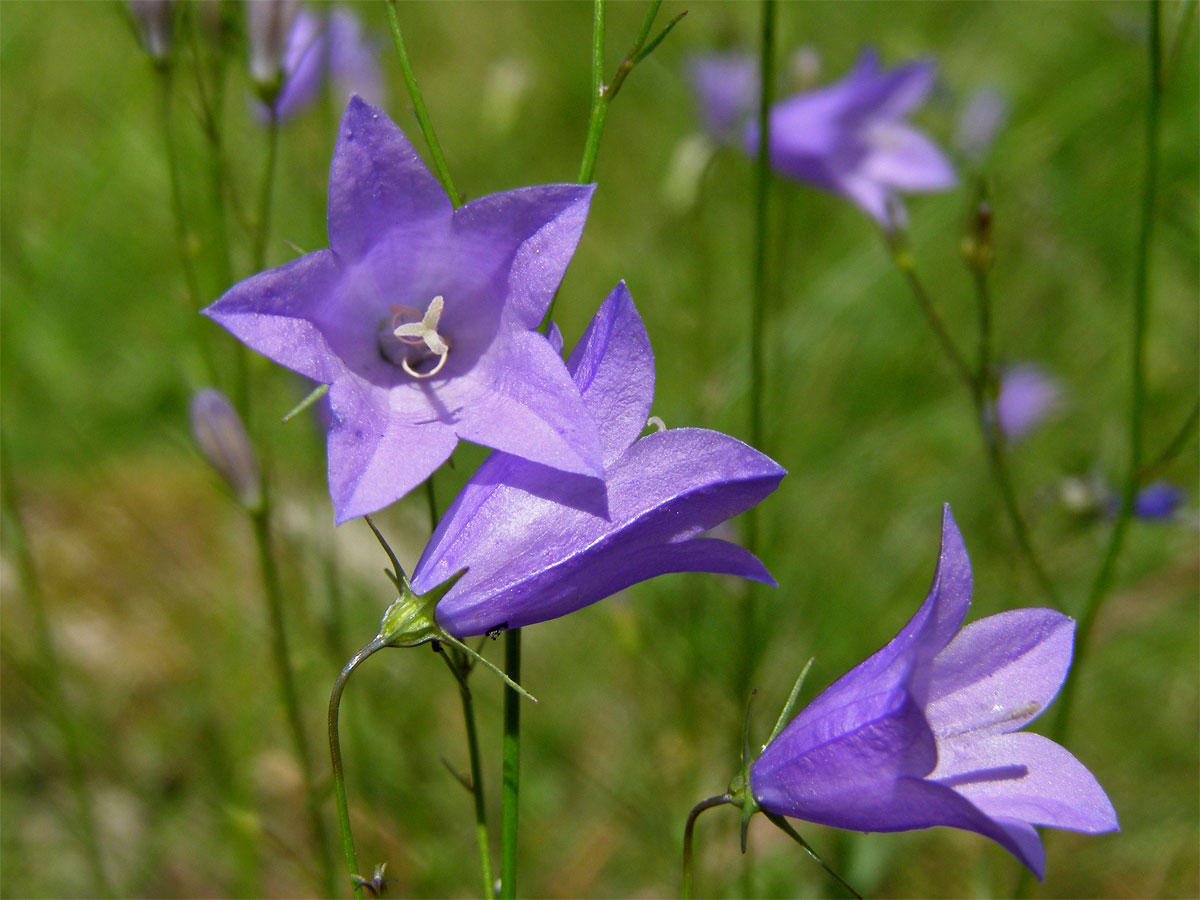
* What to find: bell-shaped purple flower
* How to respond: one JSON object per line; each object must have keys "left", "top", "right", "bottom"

{"left": 750, "top": 506, "right": 1117, "bottom": 878}
{"left": 992, "top": 363, "right": 1062, "bottom": 442}
{"left": 409, "top": 283, "right": 786, "bottom": 638}
{"left": 747, "top": 49, "right": 955, "bottom": 225}
{"left": 204, "top": 98, "right": 602, "bottom": 523}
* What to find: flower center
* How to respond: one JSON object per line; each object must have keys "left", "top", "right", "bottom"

{"left": 387, "top": 296, "right": 451, "bottom": 378}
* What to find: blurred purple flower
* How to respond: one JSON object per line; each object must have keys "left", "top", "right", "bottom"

{"left": 190, "top": 388, "right": 262, "bottom": 512}
{"left": 204, "top": 98, "right": 602, "bottom": 523}
{"left": 688, "top": 53, "right": 759, "bottom": 144}
{"left": 251, "top": 4, "right": 384, "bottom": 120}
{"left": 1132, "top": 481, "right": 1186, "bottom": 520}
{"left": 992, "top": 364, "right": 1062, "bottom": 442}
{"left": 751, "top": 506, "right": 1118, "bottom": 878}
{"left": 410, "top": 283, "right": 786, "bottom": 638}
{"left": 747, "top": 49, "right": 956, "bottom": 225}
{"left": 128, "top": 0, "right": 174, "bottom": 61}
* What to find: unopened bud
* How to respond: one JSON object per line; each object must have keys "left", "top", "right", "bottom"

{"left": 128, "top": 0, "right": 175, "bottom": 62}
{"left": 190, "top": 388, "right": 263, "bottom": 512}
{"left": 247, "top": 0, "right": 300, "bottom": 99}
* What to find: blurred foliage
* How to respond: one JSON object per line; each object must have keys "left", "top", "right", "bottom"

{"left": 1, "top": 1, "right": 1196, "bottom": 898}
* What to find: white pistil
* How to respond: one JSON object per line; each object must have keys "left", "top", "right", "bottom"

{"left": 939, "top": 701, "right": 1041, "bottom": 740}
{"left": 647, "top": 415, "right": 667, "bottom": 433}
{"left": 391, "top": 296, "right": 451, "bottom": 379}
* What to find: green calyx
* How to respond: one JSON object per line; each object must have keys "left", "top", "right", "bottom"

{"left": 378, "top": 570, "right": 466, "bottom": 648}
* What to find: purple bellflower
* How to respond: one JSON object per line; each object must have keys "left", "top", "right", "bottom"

{"left": 992, "top": 364, "right": 1062, "bottom": 442}
{"left": 687, "top": 53, "right": 759, "bottom": 145}
{"left": 252, "top": 5, "right": 384, "bottom": 121}
{"left": 747, "top": 49, "right": 956, "bottom": 225}
{"left": 405, "top": 282, "right": 786, "bottom": 638}
{"left": 1132, "top": 481, "right": 1186, "bottom": 520}
{"left": 204, "top": 98, "right": 603, "bottom": 522}
{"left": 750, "top": 506, "right": 1117, "bottom": 878}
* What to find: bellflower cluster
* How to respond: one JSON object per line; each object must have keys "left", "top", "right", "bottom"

{"left": 409, "top": 283, "right": 786, "bottom": 637}
{"left": 204, "top": 98, "right": 603, "bottom": 522}
{"left": 750, "top": 506, "right": 1117, "bottom": 878}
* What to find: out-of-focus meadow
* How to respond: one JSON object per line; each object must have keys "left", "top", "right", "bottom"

{"left": 1, "top": 2, "right": 1197, "bottom": 897}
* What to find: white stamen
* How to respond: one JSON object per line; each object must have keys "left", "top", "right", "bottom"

{"left": 391, "top": 296, "right": 451, "bottom": 379}
{"left": 939, "top": 701, "right": 1041, "bottom": 740}
{"left": 647, "top": 415, "right": 667, "bottom": 433}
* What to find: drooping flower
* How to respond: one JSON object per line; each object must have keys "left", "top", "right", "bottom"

{"left": 992, "top": 364, "right": 1062, "bottom": 442}
{"left": 1132, "top": 481, "right": 1186, "bottom": 520}
{"left": 750, "top": 506, "right": 1117, "bottom": 878}
{"left": 250, "top": 4, "right": 384, "bottom": 121}
{"left": 204, "top": 98, "right": 602, "bottom": 523}
{"left": 747, "top": 49, "right": 956, "bottom": 225}
{"left": 408, "top": 282, "right": 786, "bottom": 638}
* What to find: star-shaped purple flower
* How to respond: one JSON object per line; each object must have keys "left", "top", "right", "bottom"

{"left": 747, "top": 49, "right": 956, "bottom": 225}
{"left": 409, "top": 283, "right": 786, "bottom": 638}
{"left": 750, "top": 506, "right": 1117, "bottom": 878}
{"left": 204, "top": 98, "right": 603, "bottom": 523}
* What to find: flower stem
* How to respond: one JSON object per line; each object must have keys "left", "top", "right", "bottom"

{"left": 251, "top": 506, "right": 337, "bottom": 897}
{"left": 329, "top": 635, "right": 389, "bottom": 900}
{"left": 1, "top": 443, "right": 115, "bottom": 898}
{"left": 252, "top": 107, "right": 280, "bottom": 272}
{"left": 577, "top": 0, "right": 609, "bottom": 184}
{"left": 681, "top": 794, "right": 732, "bottom": 899}
{"left": 1137, "top": 400, "right": 1198, "bottom": 482}
{"left": 440, "top": 648, "right": 495, "bottom": 899}
{"left": 1055, "top": 0, "right": 1162, "bottom": 741}
{"left": 499, "top": 628, "right": 522, "bottom": 899}
{"left": 385, "top": 0, "right": 461, "bottom": 207}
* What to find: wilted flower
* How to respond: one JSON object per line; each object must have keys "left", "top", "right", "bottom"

{"left": 408, "top": 283, "right": 786, "bottom": 637}
{"left": 992, "top": 364, "right": 1062, "bottom": 442}
{"left": 1132, "top": 481, "right": 1185, "bottom": 520}
{"left": 749, "top": 506, "right": 1118, "bottom": 878}
{"left": 747, "top": 49, "right": 956, "bottom": 225}
{"left": 204, "top": 98, "right": 602, "bottom": 522}
{"left": 190, "top": 388, "right": 262, "bottom": 512}
{"left": 128, "top": 0, "right": 174, "bottom": 61}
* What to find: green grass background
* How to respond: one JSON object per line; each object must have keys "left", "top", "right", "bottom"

{"left": 1, "top": 1, "right": 1197, "bottom": 897}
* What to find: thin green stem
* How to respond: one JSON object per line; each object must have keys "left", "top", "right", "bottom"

{"left": 577, "top": 0, "right": 609, "bottom": 184}
{"left": 441, "top": 649, "right": 495, "bottom": 899}
{"left": 762, "top": 812, "right": 862, "bottom": 899}
{"left": 1056, "top": 0, "right": 1162, "bottom": 740}
{"left": 681, "top": 794, "right": 732, "bottom": 899}
{"left": 252, "top": 108, "right": 280, "bottom": 272}
{"left": 499, "top": 628, "right": 522, "bottom": 899}
{"left": 329, "top": 635, "right": 389, "bottom": 900}
{"left": 385, "top": 1, "right": 461, "bottom": 206}
{"left": 251, "top": 507, "right": 337, "bottom": 897}
{"left": 1137, "top": 400, "right": 1197, "bottom": 482}
{"left": 157, "top": 69, "right": 204, "bottom": 312}
{"left": 888, "top": 238, "right": 975, "bottom": 390}
{"left": 1, "top": 444, "right": 115, "bottom": 898}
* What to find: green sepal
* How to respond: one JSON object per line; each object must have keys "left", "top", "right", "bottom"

{"left": 378, "top": 569, "right": 467, "bottom": 647}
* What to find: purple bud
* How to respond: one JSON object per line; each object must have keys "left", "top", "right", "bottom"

{"left": 955, "top": 87, "right": 1009, "bottom": 163}
{"left": 1133, "top": 481, "right": 1185, "bottom": 520}
{"left": 190, "top": 389, "right": 263, "bottom": 512}
{"left": 993, "top": 364, "right": 1062, "bottom": 442}
{"left": 128, "top": 0, "right": 174, "bottom": 61}
{"left": 247, "top": 0, "right": 301, "bottom": 93}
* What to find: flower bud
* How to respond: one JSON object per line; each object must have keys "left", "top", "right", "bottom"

{"left": 190, "top": 388, "right": 263, "bottom": 513}
{"left": 247, "top": 0, "right": 300, "bottom": 99}
{"left": 128, "top": 0, "right": 174, "bottom": 62}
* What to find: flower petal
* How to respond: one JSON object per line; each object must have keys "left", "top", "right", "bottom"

{"left": 851, "top": 57, "right": 936, "bottom": 120}
{"left": 325, "top": 378, "right": 458, "bottom": 523}
{"left": 925, "top": 609, "right": 1074, "bottom": 739}
{"left": 419, "top": 427, "right": 783, "bottom": 636}
{"left": 202, "top": 249, "right": 345, "bottom": 383}
{"left": 752, "top": 689, "right": 938, "bottom": 827}
{"left": 566, "top": 282, "right": 655, "bottom": 468}
{"left": 327, "top": 97, "right": 452, "bottom": 261}
{"left": 453, "top": 329, "right": 604, "bottom": 478}
{"left": 932, "top": 731, "right": 1119, "bottom": 836}
{"left": 861, "top": 122, "right": 957, "bottom": 192}
{"left": 453, "top": 183, "right": 595, "bottom": 330}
